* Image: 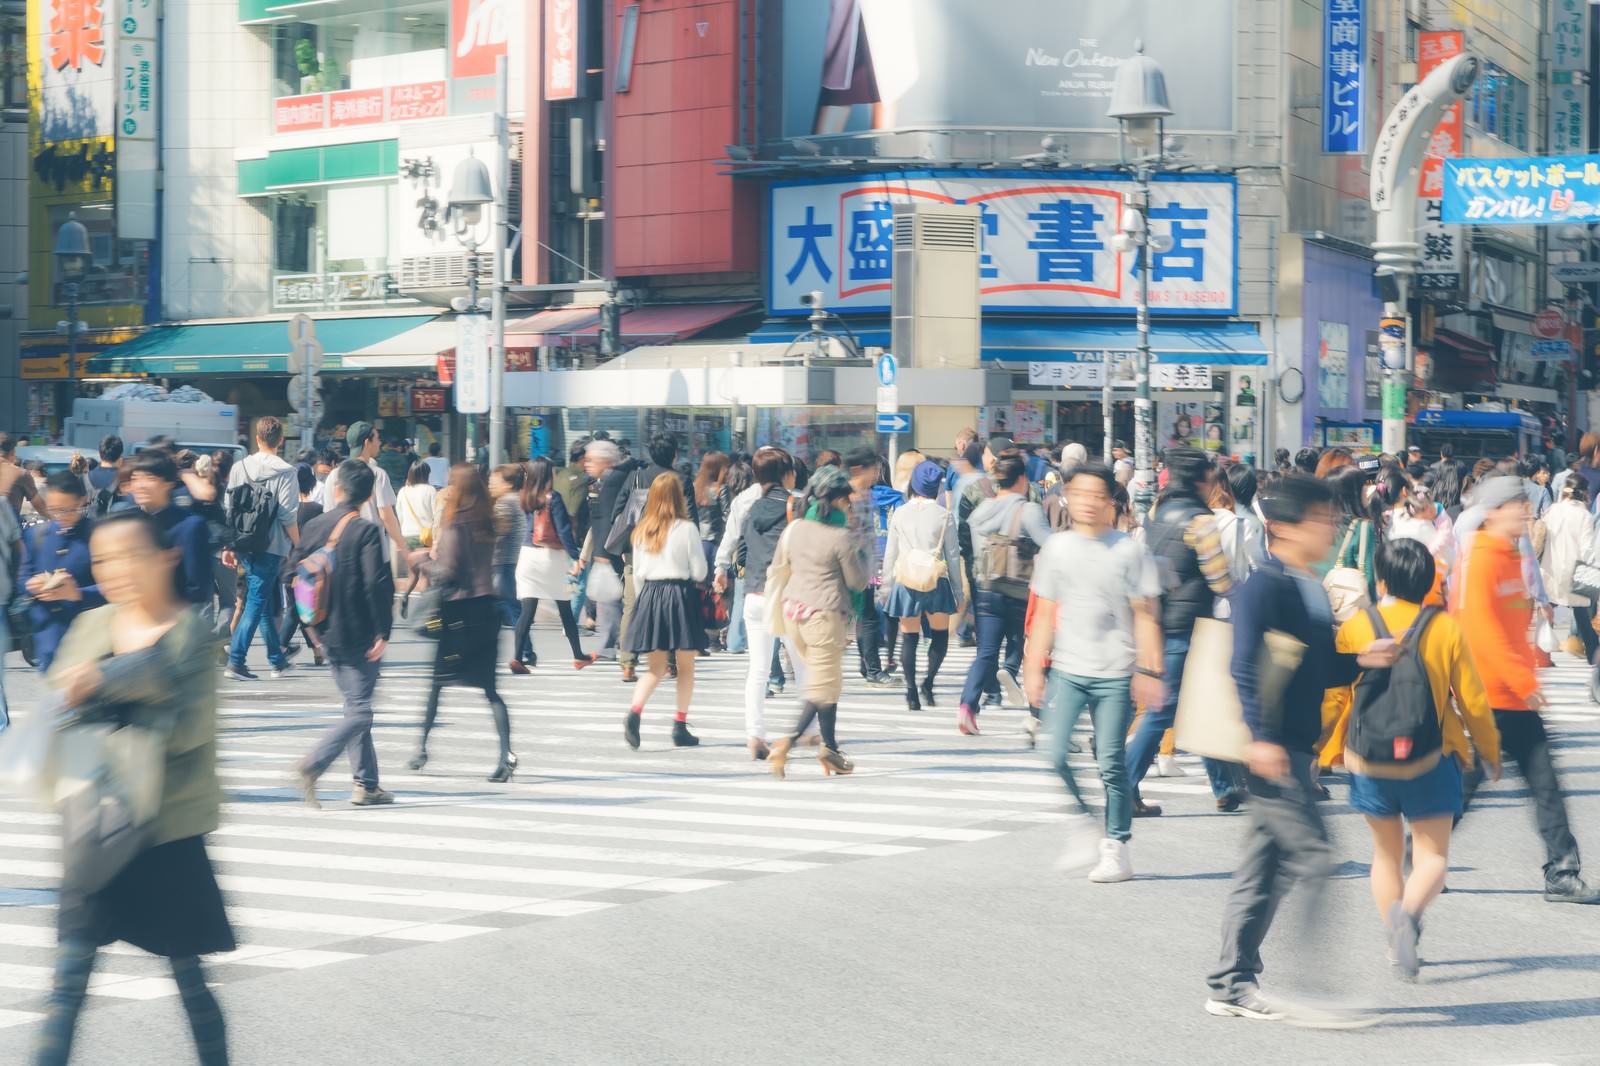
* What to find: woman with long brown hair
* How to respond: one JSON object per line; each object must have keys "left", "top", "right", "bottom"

{"left": 513, "top": 455, "right": 593, "bottom": 671}
{"left": 408, "top": 464, "right": 517, "bottom": 782}
{"left": 621, "top": 471, "right": 708, "bottom": 750}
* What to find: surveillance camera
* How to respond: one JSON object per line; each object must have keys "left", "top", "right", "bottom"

{"left": 802, "top": 290, "right": 825, "bottom": 309}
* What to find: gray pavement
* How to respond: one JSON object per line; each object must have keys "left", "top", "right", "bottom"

{"left": 0, "top": 614, "right": 1597, "bottom": 1064}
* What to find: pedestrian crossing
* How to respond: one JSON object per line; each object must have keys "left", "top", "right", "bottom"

{"left": 3, "top": 625, "right": 1594, "bottom": 1030}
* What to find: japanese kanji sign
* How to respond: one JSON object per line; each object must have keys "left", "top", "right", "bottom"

{"left": 1416, "top": 197, "right": 1461, "bottom": 294}
{"left": 116, "top": 0, "right": 159, "bottom": 241}
{"left": 1442, "top": 155, "right": 1600, "bottom": 224}
{"left": 1323, "top": 0, "right": 1365, "bottom": 155}
{"left": 1028, "top": 361, "right": 1213, "bottom": 389}
{"left": 768, "top": 173, "right": 1237, "bottom": 316}
{"left": 36, "top": 0, "right": 115, "bottom": 142}
{"left": 1551, "top": 0, "right": 1588, "bottom": 73}
{"left": 1548, "top": 81, "right": 1588, "bottom": 155}
{"left": 274, "top": 83, "right": 448, "bottom": 135}
{"left": 1416, "top": 31, "right": 1462, "bottom": 196}
{"left": 545, "top": 0, "right": 581, "bottom": 101}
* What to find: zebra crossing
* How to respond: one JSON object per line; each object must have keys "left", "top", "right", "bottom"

{"left": 0, "top": 629, "right": 1219, "bottom": 1029}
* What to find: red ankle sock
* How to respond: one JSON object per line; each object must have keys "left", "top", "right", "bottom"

{"left": 674, "top": 711, "right": 688, "bottom": 723}
{"left": 629, "top": 706, "right": 643, "bottom": 716}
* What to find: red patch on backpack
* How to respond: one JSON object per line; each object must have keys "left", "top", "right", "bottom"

{"left": 1393, "top": 736, "right": 1413, "bottom": 760}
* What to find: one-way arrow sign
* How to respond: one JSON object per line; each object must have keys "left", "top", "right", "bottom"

{"left": 876, "top": 412, "right": 911, "bottom": 434}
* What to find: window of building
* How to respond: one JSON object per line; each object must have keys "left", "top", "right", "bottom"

{"left": 1, "top": 5, "right": 25, "bottom": 115}
{"left": 1471, "top": 62, "right": 1528, "bottom": 150}
{"left": 270, "top": 183, "right": 409, "bottom": 311}
{"left": 1404, "top": 19, "right": 1420, "bottom": 63}
{"left": 271, "top": 3, "right": 448, "bottom": 101}
{"left": 48, "top": 203, "right": 151, "bottom": 306}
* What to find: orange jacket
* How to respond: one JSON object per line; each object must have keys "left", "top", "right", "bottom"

{"left": 1457, "top": 531, "right": 1538, "bottom": 710}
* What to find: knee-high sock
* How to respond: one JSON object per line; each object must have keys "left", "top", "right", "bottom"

{"left": 925, "top": 629, "right": 949, "bottom": 683}
{"left": 791, "top": 701, "right": 819, "bottom": 741}
{"left": 901, "top": 632, "right": 921, "bottom": 693}
{"left": 817, "top": 704, "right": 839, "bottom": 750}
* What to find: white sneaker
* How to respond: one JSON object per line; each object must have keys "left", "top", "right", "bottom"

{"left": 999, "top": 670, "right": 1025, "bottom": 709}
{"left": 1055, "top": 813, "right": 1101, "bottom": 874}
{"left": 1156, "top": 754, "right": 1187, "bottom": 778}
{"left": 1087, "top": 838, "right": 1134, "bottom": 883}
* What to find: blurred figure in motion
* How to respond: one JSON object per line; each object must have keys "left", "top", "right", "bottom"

{"left": 17, "top": 472, "right": 103, "bottom": 673}
{"left": 293, "top": 461, "right": 394, "bottom": 808}
{"left": 40, "top": 510, "right": 233, "bottom": 1064}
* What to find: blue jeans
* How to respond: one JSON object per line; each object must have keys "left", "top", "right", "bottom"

{"left": 960, "top": 590, "right": 1026, "bottom": 710}
{"left": 727, "top": 576, "right": 748, "bottom": 654}
{"left": 494, "top": 563, "right": 518, "bottom": 627}
{"left": 1126, "top": 634, "right": 1242, "bottom": 801}
{"left": 229, "top": 553, "right": 287, "bottom": 671}
{"left": 1047, "top": 671, "right": 1135, "bottom": 841}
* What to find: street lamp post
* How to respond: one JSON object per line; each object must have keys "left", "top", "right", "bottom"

{"left": 1108, "top": 45, "right": 1175, "bottom": 517}
{"left": 53, "top": 214, "right": 91, "bottom": 394}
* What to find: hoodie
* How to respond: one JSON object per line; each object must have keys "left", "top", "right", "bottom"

{"left": 1458, "top": 529, "right": 1539, "bottom": 710}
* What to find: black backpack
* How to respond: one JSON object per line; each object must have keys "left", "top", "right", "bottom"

{"left": 1348, "top": 606, "right": 1444, "bottom": 768}
{"left": 226, "top": 462, "right": 282, "bottom": 554}
{"left": 603, "top": 470, "right": 652, "bottom": 557}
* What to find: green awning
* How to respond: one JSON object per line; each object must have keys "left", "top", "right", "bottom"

{"left": 87, "top": 316, "right": 438, "bottom": 377}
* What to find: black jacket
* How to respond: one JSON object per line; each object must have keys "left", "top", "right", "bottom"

{"left": 601, "top": 461, "right": 698, "bottom": 557}
{"left": 591, "top": 460, "right": 642, "bottom": 560}
{"left": 742, "top": 487, "right": 793, "bottom": 595}
{"left": 292, "top": 503, "right": 392, "bottom": 660}
{"left": 1145, "top": 493, "right": 1212, "bottom": 637}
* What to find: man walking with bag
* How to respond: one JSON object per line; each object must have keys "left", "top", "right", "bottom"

{"left": 223, "top": 416, "right": 300, "bottom": 681}
{"left": 294, "top": 460, "right": 394, "bottom": 808}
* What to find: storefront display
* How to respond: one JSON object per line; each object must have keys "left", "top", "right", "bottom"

{"left": 753, "top": 407, "right": 876, "bottom": 461}
{"left": 978, "top": 401, "right": 1049, "bottom": 443}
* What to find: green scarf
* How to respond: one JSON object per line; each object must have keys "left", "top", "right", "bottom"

{"left": 803, "top": 502, "right": 864, "bottom": 616}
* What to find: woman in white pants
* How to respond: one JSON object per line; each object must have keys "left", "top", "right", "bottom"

{"left": 714, "top": 447, "right": 807, "bottom": 759}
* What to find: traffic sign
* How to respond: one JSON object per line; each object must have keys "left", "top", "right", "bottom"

{"left": 286, "top": 314, "right": 324, "bottom": 375}
{"left": 1534, "top": 308, "right": 1567, "bottom": 339}
{"left": 1553, "top": 262, "right": 1600, "bottom": 284}
{"left": 876, "top": 412, "right": 911, "bottom": 434}
{"left": 876, "top": 352, "right": 897, "bottom": 387}
{"left": 876, "top": 385, "right": 899, "bottom": 414}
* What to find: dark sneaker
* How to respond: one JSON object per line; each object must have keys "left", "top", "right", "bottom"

{"left": 1544, "top": 875, "right": 1600, "bottom": 904}
{"left": 1204, "top": 990, "right": 1284, "bottom": 1022}
{"left": 1216, "top": 790, "right": 1246, "bottom": 813}
{"left": 1133, "top": 798, "right": 1163, "bottom": 818}
{"left": 225, "top": 664, "right": 259, "bottom": 682}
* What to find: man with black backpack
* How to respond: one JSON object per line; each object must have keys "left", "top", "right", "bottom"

{"left": 959, "top": 451, "right": 1051, "bottom": 737}
{"left": 1330, "top": 538, "right": 1501, "bottom": 980}
{"left": 222, "top": 416, "right": 300, "bottom": 682}
{"left": 84, "top": 435, "right": 124, "bottom": 516}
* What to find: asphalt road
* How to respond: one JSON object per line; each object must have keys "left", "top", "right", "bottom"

{"left": 0, "top": 615, "right": 1597, "bottom": 1065}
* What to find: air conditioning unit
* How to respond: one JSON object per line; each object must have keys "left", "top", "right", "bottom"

{"left": 890, "top": 203, "right": 981, "bottom": 368}
{"left": 398, "top": 252, "right": 495, "bottom": 291}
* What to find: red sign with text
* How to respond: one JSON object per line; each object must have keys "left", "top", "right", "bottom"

{"left": 451, "top": 0, "right": 508, "bottom": 79}
{"left": 411, "top": 387, "right": 449, "bottom": 414}
{"left": 545, "top": 0, "right": 580, "bottom": 100}
{"left": 274, "top": 93, "right": 326, "bottom": 134}
{"left": 328, "top": 88, "right": 385, "bottom": 128}
{"left": 388, "top": 81, "right": 448, "bottom": 122}
{"left": 1417, "top": 31, "right": 1463, "bottom": 197}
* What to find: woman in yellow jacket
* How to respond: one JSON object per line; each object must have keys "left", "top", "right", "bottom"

{"left": 1324, "top": 537, "right": 1501, "bottom": 982}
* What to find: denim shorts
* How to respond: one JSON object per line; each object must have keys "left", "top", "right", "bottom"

{"left": 1348, "top": 754, "right": 1463, "bottom": 821}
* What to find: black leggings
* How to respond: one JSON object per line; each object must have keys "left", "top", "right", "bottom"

{"left": 514, "top": 598, "right": 586, "bottom": 662}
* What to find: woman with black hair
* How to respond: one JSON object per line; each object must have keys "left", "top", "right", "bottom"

{"left": 1318, "top": 463, "right": 1382, "bottom": 606}
{"left": 512, "top": 456, "right": 593, "bottom": 671}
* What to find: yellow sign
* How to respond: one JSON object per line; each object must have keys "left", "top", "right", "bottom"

{"left": 19, "top": 351, "right": 101, "bottom": 380}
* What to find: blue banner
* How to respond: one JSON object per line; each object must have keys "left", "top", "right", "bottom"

{"left": 1324, "top": 0, "right": 1366, "bottom": 154}
{"left": 1442, "top": 155, "right": 1600, "bottom": 224}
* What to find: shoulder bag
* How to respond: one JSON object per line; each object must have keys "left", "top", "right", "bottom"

{"left": 1323, "top": 521, "right": 1371, "bottom": 624}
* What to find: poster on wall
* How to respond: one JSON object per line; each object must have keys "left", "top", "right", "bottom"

{"left": 1317, "top": 321, "right": 1351, "bottom": 409}
{"left": 978, "top": 402, "right": 1048, "bottom": 444}
{"left": 1229, "top": 405, "right": 1257, "bottom": 459}
{"left": 1202, "top": 402, "right": 1225, "bottom": 452}
{"left": 778, "top": 0, "right": 1234, "bottom": 140}
{"left": 1156, "top": 401, "right": 1206, "bottom": 450}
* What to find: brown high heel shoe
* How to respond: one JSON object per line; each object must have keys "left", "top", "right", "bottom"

{"left": 819, "top": 747, "right": 854, "bottom": 776}
{"left": 768, "top": 737, "right": 794, "bottom": 779}
{"left": 748, "top": 738, "right": 771, "bottom": 761}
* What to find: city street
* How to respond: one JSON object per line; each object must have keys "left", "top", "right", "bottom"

{"left": 0, "top": 621, "right": 1597, "bottom": 1064}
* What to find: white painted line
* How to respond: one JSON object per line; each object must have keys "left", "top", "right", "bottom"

{"left": 217, "top": 874, "right": 542, "bottom": 913}
{"left": 506, "top": 900, "right": 618, "bottom": 917}
{"left": 0, "top": 1009, "right": 43, "bottom": 1030}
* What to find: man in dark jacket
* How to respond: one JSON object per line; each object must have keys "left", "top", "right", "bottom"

{"left": 293, "top": 460, "right": 395, "bottom": 809}
{"left": 124, "top": 450, "right": 214, "bottom": 610}
{"left": 1206, "top": 474, "right": 1387, "bottom": 1025}
{"left": 556, "top": 437, "right": 593, "bottom": 549}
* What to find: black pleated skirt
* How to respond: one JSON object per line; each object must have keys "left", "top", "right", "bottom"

{"left": 622, "top": 579, "right": 709, "bottom": 654}
{"left": 58, "top": 835, "right": 236, "bottom": 958}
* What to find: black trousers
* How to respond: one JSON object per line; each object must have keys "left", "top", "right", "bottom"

{"left": 1574, "top": 603, "right": 1600, "bottom": 664}
{"left": 856, "top": 590, "right": 884, "bottom": 675}
{"left": 1461, "top": 710, "right": 1581, "bottom": 881}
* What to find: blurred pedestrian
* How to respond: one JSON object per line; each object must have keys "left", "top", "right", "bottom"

{"left": 16, "top": 472, "right": 102, "bottom": 673}
{"left": 512, "top": 456, "right": 593, "bottom": 671}
{"left": 488, "top": 463, "right": 527, "bottom": 634}
{"left": 40, "top": 510, "right": 233, "bottom": 1065}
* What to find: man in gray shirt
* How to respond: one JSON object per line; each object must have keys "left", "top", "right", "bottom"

{"left": 224, "top": 415, "right": 300, "bottom": 680}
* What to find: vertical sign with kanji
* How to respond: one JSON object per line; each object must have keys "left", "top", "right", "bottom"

{"left": 545, "top": 0, "right": 581, "bottom": 100}
{"left": 1549, "top": 81, "right": 1589, "bottom": 154}
{"left": 1552, "top": 0, "right": 1588, "bottom": 72}
{"left": 1323, "top": 0, "right": 1365, "bottom": 154}
{"left": 1416, "top": 197, "right": 1462, "bottom": 294}
{"left": 1417, "top": 31, "right": 1462, "bottom": 196}
{"left": 116, "top": 0, "right": 157, "bottom": 240}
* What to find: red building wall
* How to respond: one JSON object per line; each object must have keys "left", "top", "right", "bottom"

{"left": 609, "top": 0, "right": 759, "bottom": 278}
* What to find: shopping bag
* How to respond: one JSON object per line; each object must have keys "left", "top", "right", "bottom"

{"left": 587, "top": 564, "right": 623, "bottom": 604}
{"left": 0, "top": 697, "right": 66, "bottom": 805}
{"left": 54, "top": 721, "right": 165, "bottom": 895}
{"left": 1174, "top": 619, "right": 1304, "bottom": 764}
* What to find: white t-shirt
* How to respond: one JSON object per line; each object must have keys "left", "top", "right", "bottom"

{"left": 1031, "top": 528, "right": 1160, "bottom": 678}
{"left": 632, "top": 520, "right": 708, "bottom": 583}
{"left": 396, "top": 483, "right": 439, "bottom": 538}
{"left": 361, "top": 459, "right": 398, "bottom": 560}
{"left": 423, "top": 455, "right": 450, "bottom": 488}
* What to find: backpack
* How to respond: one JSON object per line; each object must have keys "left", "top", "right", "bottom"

{"left": 226, "top": 460, "right": 282, "bottom": 554}
{"left": 1348, "top": 606, "right": 1444, "bottom": 769}
{"left": 976, "top": 500, "right": 1039, "bottom": 599}
{"left": 603, "top": 473, "right": 651, "bottom": 557}
{"left": 1042, "top": 484, "right": 1071, "bottom": 532}
{"left": 292, "top": 512, "right": 358, "bottom": 626}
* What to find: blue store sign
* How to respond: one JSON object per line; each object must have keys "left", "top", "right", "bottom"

{"left": 1324, "top": 0, "right": 1366, "bottom": 154}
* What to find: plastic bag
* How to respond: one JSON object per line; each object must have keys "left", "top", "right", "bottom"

{"left": 587, "top": 564, "right": 623, "bottom": 604}
{"left": 0, "top": 696, "right": 66, "bottom": 806}
{"left": 1535, "top": 615, "right": 1559, "bottom": 654}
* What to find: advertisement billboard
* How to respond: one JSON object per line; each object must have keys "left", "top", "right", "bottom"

{"left": 1323, "top": 0, "right": 1366, "bottom": 154}
{"left": 777, "top": 0, "right": 1234, "bottom": 140}
{"left": 450, "top": 0, "right": 508, "bottom": 113}
{"left": 1442, "top": 155, "right": 1600, "bottom": 224}
{"left": 768, "top": 171, "right": 1237, "bottom": 317}
{"left": 35, "top": 0, "right": 117, "bottom": 142}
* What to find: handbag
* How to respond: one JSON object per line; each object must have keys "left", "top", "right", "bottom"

{"left": 1323, "top": 521, "right": 1371, "bottom": 624}
{"left": 54, "top": 717, "right": 167, "bottom": 895}
{"left": 0, "top": 696, "right": 66, "bottom": 805}
{"left": 1174, "top": 619, "right": 1305, "bottom": 763}
{"left": 764, "top": 524, "right": 796, "bottom": 638}
{"left": 587, "top": 563, "right": 624, "bottom": 604}
{"left": 409, "top": 586, "right": 446, "bottom": 639}
{"left": 895, "top": 547, "right": 947, "bottom": 593}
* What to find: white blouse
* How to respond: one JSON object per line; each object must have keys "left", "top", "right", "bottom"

{"left": 632, "top": 519, "right": 709, "bottom": 583}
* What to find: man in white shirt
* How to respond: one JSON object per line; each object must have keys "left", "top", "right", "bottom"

{"left": 346, "top": 421, "right": 408, "bottom": 567}
{"left": 423, "top": 442, "right": 451, "bottom": 489}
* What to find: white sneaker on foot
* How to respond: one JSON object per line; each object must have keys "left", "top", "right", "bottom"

{"left": 1155, "top": 754, "right": 1187, "bottom": 778}
{"left": 999, "top": 670, "right": 1025, "bottom": 709}
{"left": 1055, "top": 813, "right": 1101, "bottom": 874}
{"left": 1086, "top": 838, "right": 1133, "bottom": 883}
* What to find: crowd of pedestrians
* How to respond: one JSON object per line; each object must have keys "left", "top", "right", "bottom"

{"left": 7, "top": 414, "right": 1600, "bottom": 1058}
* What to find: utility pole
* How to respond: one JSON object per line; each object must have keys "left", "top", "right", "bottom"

{"left": 489, "top": 55, "right": 510, "bottom": 467}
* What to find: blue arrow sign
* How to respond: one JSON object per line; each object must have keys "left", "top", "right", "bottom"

{"left": 877, "top": 412, "right": 911, "bottom": 434}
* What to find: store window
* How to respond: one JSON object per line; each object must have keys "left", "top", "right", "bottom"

{"left": 270, "top": 183, "right": 411, "bottom": 311}
{"left": 270, "top": 2, "right": 448, "bottom": 131}
{"left": 1471, "top": 63, "right": 1529, "bottom": 150}
{"left": 48, "top": 203, "right": 151, "bottom": 306}
{"left": 753, "top": 407, "right": 878, "bottom": 463}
